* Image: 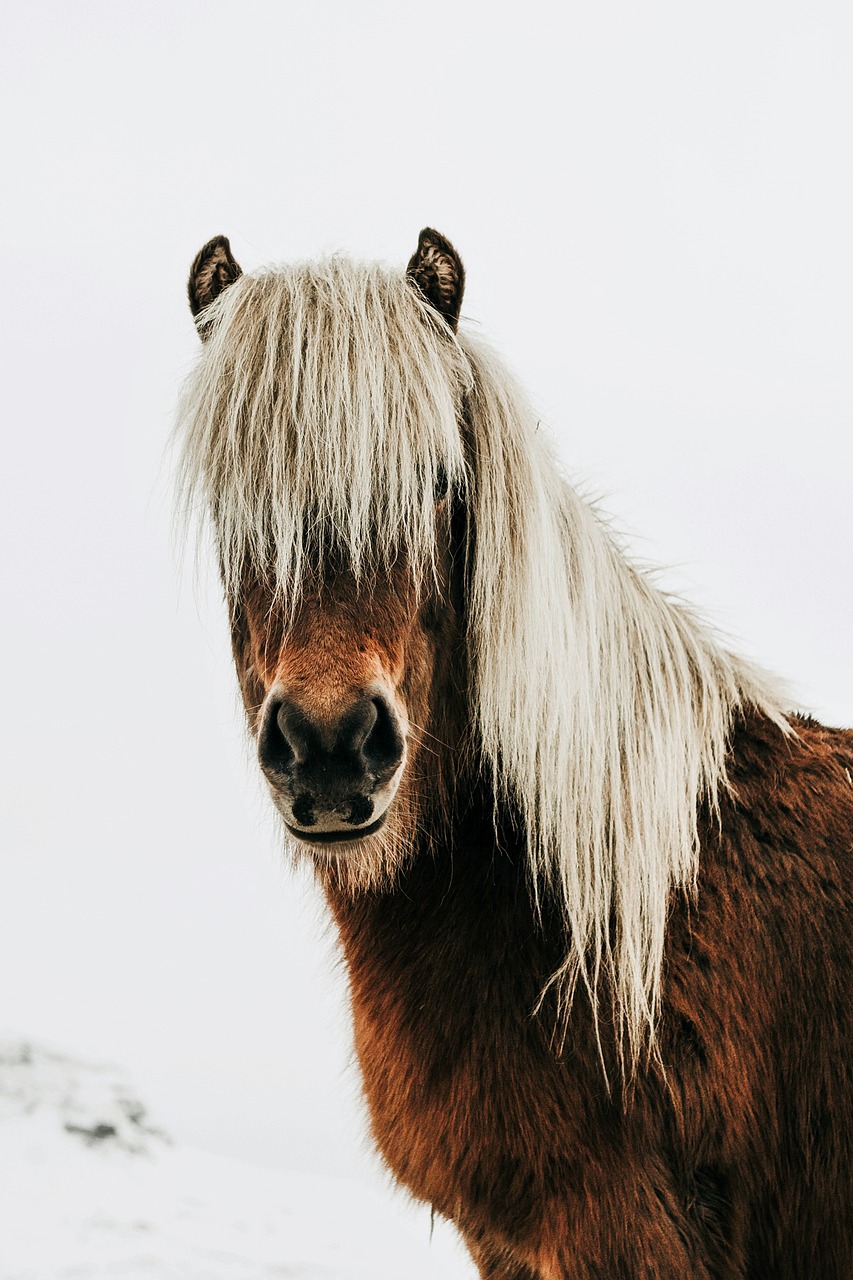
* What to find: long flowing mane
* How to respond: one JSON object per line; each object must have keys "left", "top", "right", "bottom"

{"left": 177, "top": 257, "right": 788, "bottom": 1063}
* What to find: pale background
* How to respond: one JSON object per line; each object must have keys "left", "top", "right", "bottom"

{"left": 2, "top": 0, "right": 851, "bottom": 1215}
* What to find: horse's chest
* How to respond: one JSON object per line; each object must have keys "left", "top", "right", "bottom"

{"left": 348, "top": 937, "right": 581, "bottom": 1232}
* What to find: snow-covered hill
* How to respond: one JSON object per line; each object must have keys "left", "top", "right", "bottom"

{"left": 0, "top": 1039, "right": 475, "bottom": 1279}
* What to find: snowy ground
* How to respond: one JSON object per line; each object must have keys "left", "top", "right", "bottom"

{"left": 0, "top": 1040, "right": 475, "bottom": 1280}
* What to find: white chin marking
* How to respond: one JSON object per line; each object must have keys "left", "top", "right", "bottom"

{"left": 285, "top": 762, "right": 404, "bottom": 837}
{"left": 287, "top": 814, "right": 387, "bottom": 846}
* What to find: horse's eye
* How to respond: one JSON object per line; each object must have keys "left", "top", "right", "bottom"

{"left": 434, "top": 465, "right": 449, "bottom": 503}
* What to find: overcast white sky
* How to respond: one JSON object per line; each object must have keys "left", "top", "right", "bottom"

{"left": 2, "top": 0, "right": 851, "bottom": 1197}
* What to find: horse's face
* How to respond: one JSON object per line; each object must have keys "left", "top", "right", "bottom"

{"left": 186, "top": 229, "right": 468, "bottom": 887}
{"left": 229, "top": 526, "right": 463, "bottom": 885}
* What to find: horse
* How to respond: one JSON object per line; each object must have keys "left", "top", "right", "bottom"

{"left": 176, "top": 228, "right": 853, "bottom": 1278}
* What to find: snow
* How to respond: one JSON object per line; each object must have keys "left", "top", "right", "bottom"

{"left": 0, "top": 1040, "right": 476, "bottom": 1280}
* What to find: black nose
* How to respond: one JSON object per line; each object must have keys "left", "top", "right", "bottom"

{"left": 258, "top": 694, "right": 405, "bottom": 787}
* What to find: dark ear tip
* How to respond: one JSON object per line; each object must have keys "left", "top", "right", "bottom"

{"left": 193, "top": 233, "right": 232, "bottom": 262}
{"left": 416, "top": 227, "right": 457, "bottom": 256}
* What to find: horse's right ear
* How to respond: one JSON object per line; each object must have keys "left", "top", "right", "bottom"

{"left": 187, "top": 235, "right": 243, "bottom": 336}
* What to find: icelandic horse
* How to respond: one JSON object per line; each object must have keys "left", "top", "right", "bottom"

{"left": 177, "top": 229, "right": 853, "bottom": 1278}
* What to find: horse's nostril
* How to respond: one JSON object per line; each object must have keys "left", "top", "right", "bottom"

{"left": 361, "top": 696, "right": 405, "bottom": 777}
{"left": 291, "top": 792, "right": 317, "bottom": 827}
{"left": 258, "top": 699, "right": 296, "bottom": 773}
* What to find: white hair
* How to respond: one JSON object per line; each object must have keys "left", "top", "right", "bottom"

{"left": 176, "top": 256, "right": 788, "bottom": 1065}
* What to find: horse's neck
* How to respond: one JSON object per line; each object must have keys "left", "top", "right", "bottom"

{"left": 318, "top": 775, "right": 609, "bottom": 1093}
{"left": 319, "top": 800, "right": 609, "bottom": 1216}
{"left": 323, "top": 800, "right": 547, "bottom": 1034}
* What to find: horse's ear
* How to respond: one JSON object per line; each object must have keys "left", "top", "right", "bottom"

{"left": 188, "top": 235, "right": 243, "bottom": 335}
{"left": 407, "top": 228, "right": 465, "bottom": 332}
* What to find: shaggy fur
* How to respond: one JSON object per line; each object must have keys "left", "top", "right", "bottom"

{"left": 177, "top": 230, "right": 852, "bottom": 1275}
{"left": 331, "top": 713, "right": 853, "bottom": 1278}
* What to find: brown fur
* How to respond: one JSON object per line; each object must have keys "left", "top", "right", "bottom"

{"left": 326, "top": 713, "right": 853, "bottom": 1278}
{"left": 229, "top": 551, "right": 853, "bottom": 1277}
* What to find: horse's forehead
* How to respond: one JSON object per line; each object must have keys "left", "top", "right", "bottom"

{"left": 240, "top": 561, "right": 419, "bottom": 626}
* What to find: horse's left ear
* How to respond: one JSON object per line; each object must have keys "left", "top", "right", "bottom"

{"left": 407, "top": 228, "right": 465, "bottom": 332}
{"left": 187, "top": 235, "right": 243, "bottom": 334}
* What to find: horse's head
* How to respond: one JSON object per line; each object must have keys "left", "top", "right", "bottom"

{"left": 180, "top": 231, "right": 470, "bottom": 887}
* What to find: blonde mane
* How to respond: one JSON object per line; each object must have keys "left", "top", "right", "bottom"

{"left": 176, "top": 257, "right": 788, "bottom": 1064}
{"left": 177, "top": 261, "right": 470, "bottom": 600}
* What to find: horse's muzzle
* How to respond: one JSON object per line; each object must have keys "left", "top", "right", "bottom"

{"left": 257, "top": 686, "right": 406, "bottom": 841}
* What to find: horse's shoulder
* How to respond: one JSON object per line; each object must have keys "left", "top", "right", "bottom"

{"left": 721, "top": 711, "right": 853, "bottom": 854}
{"left": 663, "top": 710, "right": 853, "bottom": 1053}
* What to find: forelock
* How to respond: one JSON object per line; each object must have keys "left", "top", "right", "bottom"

{"left": 176, "top": 258, "right": 471, "bottom": 602}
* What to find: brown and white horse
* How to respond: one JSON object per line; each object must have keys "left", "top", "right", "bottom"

{"left": 177, "top": 229, "right": 853, "bottom": 1278}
